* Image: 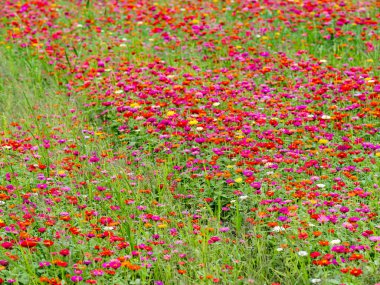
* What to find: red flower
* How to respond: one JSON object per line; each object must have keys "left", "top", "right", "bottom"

{"left": 43, "top": 240, "right": 54, "bottom": 247}
{"left": 59, "top": 249, "right": 70, "bottom": 256}
{"left": 310, "top": 252, "right": 321, "bottom": 259}
{"left": 350, "top": 268, "right": 363, "bottom": 277}
{"left": 55, "top": 261, "right": 68, "bottom": 267}
{"left": 20, "top": 239, "right": 38, "bottom": 248}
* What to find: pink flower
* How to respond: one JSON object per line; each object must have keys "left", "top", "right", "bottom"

{"left": 369, "top": 236, "right": 380, "bottom": 242}
{"left": 208, "top": 236, "right": 221, "bottom": 244}
{"left": 1, "top": 242, "right": 13, "bottom": 249}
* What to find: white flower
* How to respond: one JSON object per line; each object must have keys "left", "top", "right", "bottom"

{"left": 272, "top": 226, "right": 286, "bottom": 232}
{"left": 330, "top": 239, "right": 341, "bottom": 245}
{"left": 239, "top": 195, "right": 248, "bottom": 201}
{"left": 0, "top": 201, "right": 5, "bottom": 206}
{"left": 103, "top": 227, "right": 114, "bottom": 231}
{"left": 321, "top": 115, "right": 331, "bottom": 120}
{"left": 298, "top": 251, "right": 308, "bottom": 256}
{"left": 212, "top": 102, "right": 220, "bottom": 106}
{"left": 316, "top": 184, "right": 325, "bottom": 188}
{"left": 311, "top": 278, "right": 322, "bottom": 283}
{"left": 276, "top": 248, "right": 283, "bottom": 252}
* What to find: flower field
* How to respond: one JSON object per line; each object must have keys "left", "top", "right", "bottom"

{"left": 0, "top": 0, "right": 379, "bottom": 284}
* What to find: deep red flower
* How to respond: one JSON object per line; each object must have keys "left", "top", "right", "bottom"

{"left": 20, "top": 239, "right": 38, "bottom": 248}
{"left": 59, "top": 249, "right": 70, "bottom": 256}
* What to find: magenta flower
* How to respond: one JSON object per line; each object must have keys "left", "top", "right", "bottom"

{"left": 208, "top": 236, "right": 221, "bottom": 244}
{"left": 71, "top": 276, "right": 83, "bottom": 282}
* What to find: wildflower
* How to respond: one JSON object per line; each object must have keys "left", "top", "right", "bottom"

{"left": 297, "top": 251, "right": 308, "bottom": 256}
{"left": 108, "top": 259, "right": 121, "bottom": 269}
{"left": 219, "top": 227, "right": 229, "bottom": 232}
{"left": 272, "top": 226, "right": 286, "bottom": 232}
{"left": 369, "top": 236, "right": 380, "bottom": 242}
{"left": 39, "top": 261, "right": 51, "bottom": 268}
{"left": 1, "top": 242, "right": 13, "bottom": 250}
{"left": 208, "top": 236, "right": 221, "bottom": 244}
{"left": 91, "top": 269, "right": 104, "bottom": 276}
{"left": 310, "top": 252, "right": 321, "bottom": 258}
{"left": 71, "top": 276, "right": 83, "bottom": 283}
{"left": 349, "top": 268, "right": 363, "bottom": 276}
{"left": 20, "top": 239, "right": 38, "bottom": 248}
{"left": 340, "top": 207, "right": 349, "bottom": 213}
{"left": 235, "top": 177, "right": 243, "bottom": 183}
{"left": 166, "top": 111, "right": 176, "bottom": 117}
{"left": 59, "top": 249, "right": 70, "bottom": 256}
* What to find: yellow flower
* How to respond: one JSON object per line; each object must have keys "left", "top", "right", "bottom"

{"left": 189, "top": 119, "right": 198, "bottom": 125}
{"left": 166, "top": 111, "right": 176, "bottom": 117}
{"left": 375, "top": 152, "right": 380, "bottom": 157}
{"left": 318, "top": 139, "right": 328, "bottom": 144}
{"left": 235, "top": 177, "right": 243, "bottom": 183}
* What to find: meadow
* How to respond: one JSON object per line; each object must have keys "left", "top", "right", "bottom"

{"left": 0, "top": 0, "right": 379, "bottom": 284}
